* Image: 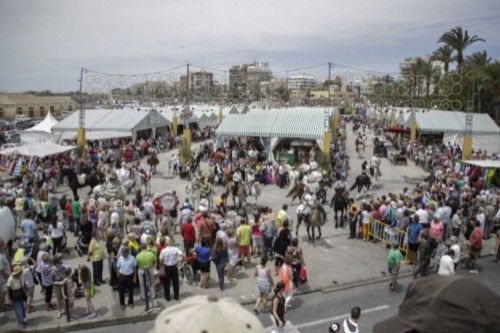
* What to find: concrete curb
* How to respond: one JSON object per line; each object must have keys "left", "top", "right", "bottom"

{"left": 28, "top": 254, "right": 497, "bottom": 332}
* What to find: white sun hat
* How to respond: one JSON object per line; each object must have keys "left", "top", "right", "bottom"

{"left": 149, "top": 295, "right": 265, "bottom": 333}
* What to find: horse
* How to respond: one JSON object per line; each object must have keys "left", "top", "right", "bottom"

{"left": 147, "top": 153, "right": 159, "bottom": 174}
{"left": 286, "top": 183, "right": 305, "bottom": 204}
{"left": 224, "top": 180, "right": 247, "bottom": 208}
{"left": 349, "top": 173, "right": 372, "bottom": 199}
{"left": 305, "top": 204, "right": 326, "bottom": 242}
{"left": 330, "top": 188, "right": 348, "bottom": 228}
{"left": 247, "top": 180, "right": 262, "bottom": 206}
{"left": 62, "top": 167, "right": 92, "bottom": 198}
{"left": 115, "top": 166, "right": 137, "bottom": 195}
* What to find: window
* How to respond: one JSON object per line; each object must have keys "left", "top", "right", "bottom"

{"left": 40, "top": 106, "right": 45, "bottom": 117}
{"left": 16, "top": 107, "right": 23, "bottom": 115}
{"left": 0, "top": 108, "right": 3, "bottom": 118}
{"left": 68, "top": 105, "right": 73, "bottom": 111}
{"left": 29, "top": 110, "right": 34, "bottom": 118}
{"left": 50, "top": 106, "right": 55, "bottom": 113}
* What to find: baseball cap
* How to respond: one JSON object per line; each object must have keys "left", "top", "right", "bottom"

{"left": 373, "top": 275, "right": 500, "bottom": 333}
{"left": 149, "top": 295, "right": 264, "bottom": 333}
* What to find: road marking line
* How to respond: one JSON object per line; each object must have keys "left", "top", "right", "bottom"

{"left": 265, "top": 304, "right": 389, "bottom": 330}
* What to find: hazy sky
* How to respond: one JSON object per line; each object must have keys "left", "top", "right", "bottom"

{"left": 1, "top": 0, "right": 499, "bottom": 92}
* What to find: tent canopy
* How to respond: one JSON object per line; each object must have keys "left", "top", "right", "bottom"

{"left": 460, "top": 159, "right": 500, "bottom": 169}
{"left": 407, "top": 110, "right": 500, "bottom": 135}
{"left": 52, "top": 108, "right": 170, "bottom": 133}
{"left": 216, "top": 108, "right": 328, "bottom": 140}
{"left": 0, "top": 142, "right": 74, "bottom": 157}
{"left": 24, "top": 111, "right": 58, "bottom": 133}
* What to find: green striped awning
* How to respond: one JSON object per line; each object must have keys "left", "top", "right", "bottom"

{"left": 215, "top": 109, "right": 328, "bottom": 140}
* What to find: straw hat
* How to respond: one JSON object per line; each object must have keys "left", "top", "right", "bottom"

{"left": 12, "top": 265, "right": 23, "bottom": 276}
{"left": 148, "top": 295, "right": 264, "bottom": 333}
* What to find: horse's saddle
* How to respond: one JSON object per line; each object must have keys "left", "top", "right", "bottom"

{"left": 77, "top": 174, "right": 86, "bottom": 185}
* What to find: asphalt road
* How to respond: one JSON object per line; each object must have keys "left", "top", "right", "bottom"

{"left": 72, "top": 257, "right": 500, "bottom": 333}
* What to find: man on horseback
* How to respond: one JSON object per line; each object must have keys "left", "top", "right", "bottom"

{"left": 369, "top": 156, "right": 382, "bottom": 179}
{"left": 231, "top": 166, "right": 243, "bottom": 199}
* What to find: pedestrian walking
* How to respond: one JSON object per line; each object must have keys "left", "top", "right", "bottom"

{"left": 286, "top": 238, "right": 305, "bottom": 289}
{"left": 195, "top": 240, "right": 211, "bottom": 288}
{"left": 117, "top": 247, "right": 137, "bottom": 310}
{"left": 254, "top": 256, "right": 273, "bottom": 314}
{"left": 159, "top": 237, "right": 183, "bottom": 301}
{"left": 88, "top": 231, "right": 106, "bottom": 286}
{"left": 62, "top": 267, "right": 75, "bottom": 321}
{"left": 7, "top": 265, "right": 28, "bottom": 328}
{"left": 278, "top": 255, "right": 293, "bottom": 309}
{"left": 271, "top": 282, "right": 286, "bottom": 332}
{"left": 20, "top": 257, "right": 36, "bottom": 313}
{"left": 343, "top": 306, "right": 361, "bottom": 333}
{"left": 414, "top": 230, "right": 431, "bottom": 278}
{"left": 48, "top": 215, "right": 65, "bottom": 255}
{"left": 236, "top": 219, "right": 252, "bottom": 267}
{"left": 136, "top": 243, "right": 157, "bottom": 300}
{"left": 226, "top": 228, "right": 238, "bottom": 282}
{"left": 387, "top": 243, "right": 403, "bottom": 292}
{"left": 78, "top": 264, "right": 96, "bottom": 318}
{"left": 212, "top": 238, "right": 228, "bottom": 291}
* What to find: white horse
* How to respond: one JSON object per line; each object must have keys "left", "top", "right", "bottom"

{"left": 246, "top": 172, "right": 262, "bottom": 205}
{"left": 116, "top": 166, "right": 136, "bottom": 194}
{"left": 185, "top": 181, "right": 200, "bottom": 209}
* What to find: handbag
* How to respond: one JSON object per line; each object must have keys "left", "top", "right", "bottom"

{"left": 299, "top": 265, "right": 308, "bottom": 283}
{"left": 89, "top": 283, "right": 97, "bottom": 297}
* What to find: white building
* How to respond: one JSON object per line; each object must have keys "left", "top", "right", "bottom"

{"left": 287, "top": 75, "right": 317, "bottom": 92}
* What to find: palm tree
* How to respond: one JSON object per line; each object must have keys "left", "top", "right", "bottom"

{"left": 431, "top": 45, "right": 454, "bottom": 73}
{"left": 465, "top": 50, "right": 492, "bottom": 69}
{"left": 438, "top": 26, "right": 485, "bottom": 71}
{"left": 409, "top": 57, "right": 426, "bottom": 97}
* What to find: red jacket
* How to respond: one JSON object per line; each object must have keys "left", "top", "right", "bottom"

{"left": 181, "top": 223, "right": 196, "bottom": 242}
{"left": 153, "top": 197, "right": 163, "bottom": 215}
{"left": 469, "top": 226, "right": 483, "bottom": 250}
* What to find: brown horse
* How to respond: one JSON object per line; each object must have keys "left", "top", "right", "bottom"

{"left": 286, "top": 183, "right": 305, "bottom": 204}
{"left": 305, "top": 204, "right": 326, "bottom": 242}
{"left": 224, "top": 180, "right": 247, "bottom": 208}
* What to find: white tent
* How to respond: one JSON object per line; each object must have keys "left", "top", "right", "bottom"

{"left": 20, "top": 111, "right": 58, "bottom": 143}
{"left": 0, "top": 142, "right": 74, "bottom": 157}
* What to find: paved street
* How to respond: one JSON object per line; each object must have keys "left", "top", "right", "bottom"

{"left": 71, "top": 257, "right": 500, "bottom": 333}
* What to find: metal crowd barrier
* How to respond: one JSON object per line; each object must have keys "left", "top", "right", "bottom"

{"left": 368, "top": 219, "right": 410, "bottom": 264}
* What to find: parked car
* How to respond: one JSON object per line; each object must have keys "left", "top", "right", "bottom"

{"left": 1, "top": 142, "right": 21, "bottom": 150}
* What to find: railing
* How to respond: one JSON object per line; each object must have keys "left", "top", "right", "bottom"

{"left": 367, "top": 219, "right": 410, "bottom": 264}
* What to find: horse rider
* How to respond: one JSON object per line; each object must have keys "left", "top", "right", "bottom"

{"left": 102, "top": 172, "right": 125, "bottom": 200}
{"left": 355, "top": 134, "right": 364, "bottom": 153}
{"left": 334, "top": 176, "right": 348, "bottom": 194}
{"left": 232, "top": 166, "right": 243, "bottom": 198}
{"left": 369, "top": 156, "right": 382, "bottom": 178}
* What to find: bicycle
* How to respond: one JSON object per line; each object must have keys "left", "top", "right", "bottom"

{"left": 178, "top": 254, "right": 195, "bottom": 285}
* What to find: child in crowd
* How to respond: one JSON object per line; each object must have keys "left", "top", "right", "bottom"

{"left": 78, "top": 265, "right": 96, "bottom": 319}
{"left": 62, "top": 267, "right": 76, "bottom": 320}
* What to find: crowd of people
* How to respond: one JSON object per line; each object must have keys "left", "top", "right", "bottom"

{"left": 0, "top": 115, "right": 499, "bottom": 333}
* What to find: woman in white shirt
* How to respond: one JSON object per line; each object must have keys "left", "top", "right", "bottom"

{"left": 438, "top": 248, "right": 455, "bottom": 276}
{"left": 48, "top": 215, "right": 65, "bottom": 255}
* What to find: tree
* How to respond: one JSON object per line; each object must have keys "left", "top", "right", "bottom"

{"left": 431, "top": 45, "right": 454, "bottom": 73}
{"left": 421, "top": 59, "right": 441, "bottom": 97}
{"left": 438, "top": 26, "right": 485, "bottom": 71}
{"left": 465, "top": 51, "right": 492, "bottom": 69}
